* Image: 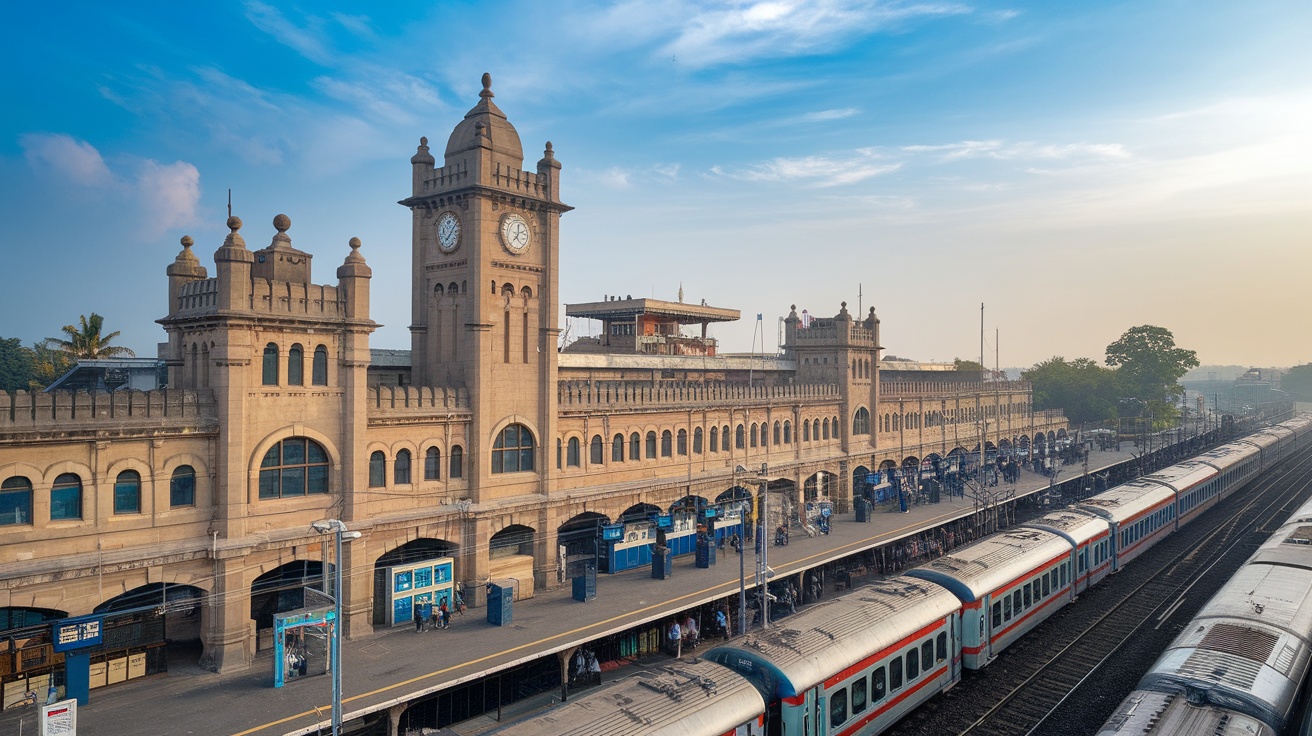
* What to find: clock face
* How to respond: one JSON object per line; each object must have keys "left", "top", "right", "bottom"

{"left": 500, "top": 213, "right": 531, "bottom": 254}
{"left": 436, "top": 212, "right": 460, "bottom": 253}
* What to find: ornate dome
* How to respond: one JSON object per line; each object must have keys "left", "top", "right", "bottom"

{"left": 444, "top": 73, "right": 524, "bottom": 164}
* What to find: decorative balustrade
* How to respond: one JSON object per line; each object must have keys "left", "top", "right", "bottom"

{"left": 0, "top": 389, "right": 215, "bottom": 431}
{"left": 557, "top": 381, "right": 841, "bottom": 409}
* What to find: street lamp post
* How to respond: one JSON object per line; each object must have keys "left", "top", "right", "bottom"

{"left": 311, "top": 520, "right": 361, "bottom": 736}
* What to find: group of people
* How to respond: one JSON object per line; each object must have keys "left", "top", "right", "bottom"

{"left": 665, "top": 613, "right": 702, "bottom": 658}
{"left": 569, "top": 647, "right": 602, "bottom": 688}
{"left": 413, "top": 587, "right": 465, "bottom": 633}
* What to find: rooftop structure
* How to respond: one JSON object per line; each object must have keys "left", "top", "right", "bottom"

{"left": 565, "top": 297, "right": 740, "bottom": 357}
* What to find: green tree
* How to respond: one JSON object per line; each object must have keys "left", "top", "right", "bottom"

{"left": 1105, "top": 325, "right": 1198, "bottom": 405}
{"left": 45, "top": 313, "right": 136, "bottom": 360}
{"left": 1283, "top": 364, "right": 1312, "bottom": 401}
{"left": 1023, "top": 357, "right": 1119, "bottom": 424}
{"left": 28, "top": 341, "right": 74, "bottom": 390}
{"left": 953, "top": 358, "right": 984, "bottom": 375}
{"left": 0, "top": 337, "right": 36, "bottom": 392}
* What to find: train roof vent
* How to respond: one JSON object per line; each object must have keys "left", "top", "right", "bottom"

{"left": 1283, "top": 526, "right": 1312, "bottom": 546}
{"left": 1199, "top": 622, "right": 1278, "bottom": 662}
{"left": 1177, "top": 649, "right": 1263, "bottom": 691}
{"left": 1274, "top": 643, "right": 1297, "bottom": 675}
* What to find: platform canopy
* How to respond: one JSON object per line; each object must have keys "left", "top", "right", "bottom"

{"left": 566, "top": 297, "right": 740, "bottom": 324}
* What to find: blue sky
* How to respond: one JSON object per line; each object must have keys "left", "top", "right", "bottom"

{"left": 2, "top": 1, "right": 1309, "bottom": 368}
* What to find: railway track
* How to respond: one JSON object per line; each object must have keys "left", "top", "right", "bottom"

{"left": 889, "top": 445, "right": 1312, "bottom": 736}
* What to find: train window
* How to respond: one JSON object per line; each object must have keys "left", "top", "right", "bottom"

{"left": 830, "top": 688, "right": 848, "bottom": 729}
{"left": 1003, "top": 596, "right": 1012, "bottom": 621}
{"left": 906, "top": 648, "right": 919, "bottom": 680}
{"left": 992, "top": 601, "right": 1002, "bottom": 627}
{"left": 890, "top": 657, "right": 904, "bottom": 690}
{"left": 1013, "top": 590, "right": 1023, "bottom": 613}
{"left": 1043, "top": 575, "right": 1050, "bottom": 597}
{"left": 873, "top": 668, "right": 886, "bottom": 701}
{"left": 1033, "top": 577, "right": 1041, "bottom": 597}
{"left": 1061, "top": 564, "right": 1068, "bottom": 586}
{"left": 1024, "top": 584, "right": 1032, "bottom": 608}
{"left": 936, "top": 632, "right": 948, "bottom": 663}
{"left": 852, "top": 677, "right": 868, "bottom": 714}
{"left": 1079, "top": 550, "right": 1087, "bottom": 571}
{"left": 922, "top": 641, "right": 934, "bottom": 670}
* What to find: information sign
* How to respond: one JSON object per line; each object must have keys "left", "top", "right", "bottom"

{"left": 40, "top": 698, "right": 77, "bottom": 735}
{"left": 52, "top": 616, "right": 103, "bottom": 652}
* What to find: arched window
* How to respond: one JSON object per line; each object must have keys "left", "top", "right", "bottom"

{"left": 450, "top": 446, "right": 464, "bottom": 478}
{"left": 190, "top": 343, "right": 198, "bottom": 387}
{"left": 425, "top": 447, "right": 441, "bottom": 480}
{"left": 630, "top": 432, "right": 641, "bottom": 461}
{"left": 823, "top": 419, "right": 831, "bottom": 440}
{"left": 722, "top": 425, "right": 731, "bottom": 449}
{"left": 693, "top": 428, "right": 703, "bottom": 454}
{"left": 710, "top": 426, "right": 719, "bottom": 453}
{"left": 567, "top": 437, "right": 581, "bottom": 467}
{"left": 395, "top": 449, "right": 412, "bottom": 485}
{"left": 262, "top": 343, "right": 279, "bottom": 385}
{"left": 783, "top": 421, "right": 792, "bottom": 444}
{"left": 259, "top": 438, "right": 330, "bottom": 498}
{"left": 853, "top": 407, "right": 871, "bottom": 435}
{"left": 368, "top": 451, "right": 386, "bottom": 488}
{"left": 492, "top": 425, "right": 536, "bottom": 474}
{"left": 832, "top": 416, "right": 840, "bottom": 440}
{"left": 661, "top": 430, "right": 673, "bottom": 457}
{"left": 803, "top": 420, "right": 811, "bottom": 442}
{"left": 749, "top": 423, "right": 758, "bottom": 448}
{"left": 201, "top": 343, "right": 210, "bottom": 388}
{"left": 113, "top": 470, "right": 141, "bottom": 514}
{"left": 312, "top": 345, "right": 328, "bottom": 385}
{"left": 645, "top": 431, "right": 658, "bottom": 459}
{"left": 170, "top": 464, "right": 195, "bottom": 503}
{"left": 556, "top": 438, "right": 562, "bottom": 469}
{"left": 613, "top": 434, "right": 625, "bottom": 462}
{"left": 736, "top": 424, "right": 746, "bottom": 449}
{"left": 50, "top": 473, "right": 83, "bottom": 520}
{"left": 773, "top": 421, "right": 782, "bottom": 446}
{"left": 288, "top": 344, "right": 304, "bottom": 385}
{"left": 590, "top": 435, "right": 604, "bottom": 465}
{"left": 1, "top": 476, "right": 33, "bottom": 525}
{"left": 677, "top": 429, "right": 688, "bottom": 456}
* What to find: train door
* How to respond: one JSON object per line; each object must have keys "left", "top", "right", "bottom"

{"left": 1109, "top": 523, "right": 1121, "bottom": 572}
{"left": 1073, "top": 547, "right": 1085, "bottom": 598}
{"left": 951, "top": 612, "right": 962, "bottom": 682}
{"left": 978, "top": 596, "right": 992, "bottom": 665}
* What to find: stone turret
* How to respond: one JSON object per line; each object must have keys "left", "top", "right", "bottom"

{"left": 167, "top": 235, "right": 207, "bottom": 312}
{"left": 337, "top": 237, "right": 372, "bottom": 320}
{"left": 213, "top": 216, "right": 253, "bottom": 310}
{"left": 252, "top": 214, "right": 312, "bottom": 284}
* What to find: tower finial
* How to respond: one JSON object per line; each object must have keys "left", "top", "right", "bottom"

{"left": 480, "top": 72, "right": 493, "bottom": 98}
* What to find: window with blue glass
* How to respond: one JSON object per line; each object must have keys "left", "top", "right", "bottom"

{"left": 170, "top": 465, "right": 196, "bottom": 507}
{"left": 0, "top": 476, "right": 33, "bottom": 526}
{"left": 491, "top": 424, "right": 535, "bottom": 474}
{"left": 259, "top": 438, "right": 330, "bottom": 499}
{"left": 50, "top": 473, "right": 82, "bottom": 520}
{"left": 114, "top": 470, "right": 141, "bottom": 514}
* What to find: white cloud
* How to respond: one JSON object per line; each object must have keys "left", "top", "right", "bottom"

{"left": 243, "top": 1, "right": 333, "bottom": 65}
{"left": 717, "top": 151, "right": 902, "bottom": 187}
{"left": 20, "top": 133, "right": 113, "bottom": 186}
{"left": 600, "top": 167, "right": 633, "bottom": 188}
{"left": 135, "top": 160, "right": 202, "bottom": 236}
{"left": 800, "top": 108, "right": 859, "bottom": 122}
{"left": 659, "top": 0, "right": 971, "bottom": 67}
{"left": 18, "top": 134, "right": 202, "bottom": 236}
{"left": 899, "top": 140, "right": 1129, "bottom": 162}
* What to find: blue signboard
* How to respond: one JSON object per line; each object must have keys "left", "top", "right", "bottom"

{"left": 655, "top": 514, "right": 673, "bottom": 530}
{"left": 704, "top": 507, "right": 718, "bottom": 519}
{"left": 53, "top": 615, "right": 103, "bottom": 652}
{"left": 602, "top": 523, "right": 624, "bottom": 541}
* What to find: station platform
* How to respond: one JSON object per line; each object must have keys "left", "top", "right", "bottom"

{"left": 47, "top": 445, "right": 1152, "bottom": 736}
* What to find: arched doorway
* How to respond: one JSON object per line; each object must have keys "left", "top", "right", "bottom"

{"left": 95, "top": 583, "right": 205, "bottom": 674}
{"left": 0, "top": 606, "right": 66, "bottom": 631}
{"left": 489, "top": 525, "right": 537, "bottom": 599}
{"left": 251, "top": 561, "right": 326, "bottom": 652}
{"left": 558, "top": 512, "right": 608, "bottom": 576}
{"left": 374, "top": 539, "right": 458, "bottom": 626}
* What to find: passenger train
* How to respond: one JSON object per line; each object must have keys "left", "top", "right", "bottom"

{"left": 1098, "top": 469, "right": 1312, "bottom": 736}
{"left": 487, "top": 416, "right": 1312, "bottom": 736}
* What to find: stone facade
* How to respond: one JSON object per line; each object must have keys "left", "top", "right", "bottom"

{"left": 0, "top": 75, "right": 1067, "bottom": 673}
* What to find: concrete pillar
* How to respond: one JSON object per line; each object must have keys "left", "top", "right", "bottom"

{"left": 203, "top": 556, "right": 254, "bottom": 673}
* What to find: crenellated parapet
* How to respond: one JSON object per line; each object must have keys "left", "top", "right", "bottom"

{"left": 881, "top": 380, "right": 1032, "bottom": 398}
{"left": 0, "top": 388, "right": 216, "bottom": 432}
{"left": 250, "top": 279, "right": 345, "bottom": 317}
{"left": 367, "top": 385, "right": 470, "bottom": 413}
{"left": 557, "top": 380, "right": 841, "bottom": 410}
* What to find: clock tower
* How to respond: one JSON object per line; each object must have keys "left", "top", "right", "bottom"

{"left": 401, "top": 73, "right": 571, "bottom": 501}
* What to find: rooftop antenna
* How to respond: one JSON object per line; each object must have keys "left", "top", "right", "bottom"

{"left": 227, "top": 189, "right": 232, "bottom": 218}
{"left": 858, "top": 283, "right": 863, "bottom": 314}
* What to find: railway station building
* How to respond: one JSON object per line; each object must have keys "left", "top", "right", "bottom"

{"left": 0, "top": 75, "right": 1068, "bottom": 681}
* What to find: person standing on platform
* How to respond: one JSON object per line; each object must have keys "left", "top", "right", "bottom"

{"left": 414, "top": 604, "right": 424, "bottom": 633}
{"left": 683, "top": 614, "right": 699, "bottom": 650}
{"left": 668, "top": 618, "right": 682, "bottom": 659}
{"left": 439, "top": 597, "right": 451, "bottom": 629}
{"left": 716, "top": 606, "right": 730, "bottom": 640}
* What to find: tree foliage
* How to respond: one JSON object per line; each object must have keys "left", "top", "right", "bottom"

{"left": 0, "top": 337, "right": 35, "bottom": 392}
{"left": 45, "top": 313, "right": 135, "bottom": 360}
{"left": 1104, "top": 325, "right": 1198, "bottom": 404}
{"left": 1023, "top": 357, "right": 1120, "bottom": 424}
{"left": 29, "top": 341, "right": 74, "bottom": 389}
{"left": 953, "top": 358, "right": 984, "bottom": 375}
{"left": 1283, "top": 364, "right": 1312, "bottom": 401}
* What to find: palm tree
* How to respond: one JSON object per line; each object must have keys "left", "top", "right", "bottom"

{"left": 46, "top": 313, "right": 136, "bottom": 359}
